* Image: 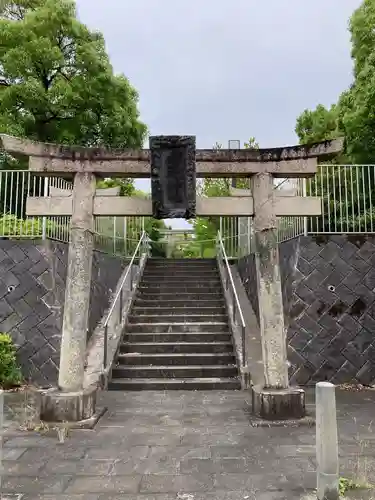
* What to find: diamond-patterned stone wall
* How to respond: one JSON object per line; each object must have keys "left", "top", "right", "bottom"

{"left": 0, "top": 239, "right": 126, "bottom": 387}
{"left": 282, "top": 235, "right": 375, "bottom": 386}
{"left": 238, "top": 234, "right": 375, "bottom": 386}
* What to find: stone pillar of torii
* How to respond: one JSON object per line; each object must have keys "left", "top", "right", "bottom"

{"left": 0, "top": 134, "right": 342, "bottom": 423}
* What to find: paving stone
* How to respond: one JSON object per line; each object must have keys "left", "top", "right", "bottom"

{"left": 19, "top": 446, "right": 87, "bottom": 461}
{"left": 5, "top": 389, "right": 375, "bottom": 499}
{"left": 22, "top": 496, "right": 100, "bottom": 500}
{"left": 65, "top": 475, "right": 142, "bottom": 494}
{"left": 85, "top": 446, "right": 149, "bottom": 460}
{"left": 2, "top": 447, "right": 28, "bottom": 460}
{"left": 111, "top": 456, "right": 180, "bottom": 475}
{"left": 140, "top": 473, "right": 214, "bottom": 493}
{"left": 97, "top": 495, "right": 177, "bottom": 500}
{"left": 2, "top": 475, "right": 72, "bottom": 494}
{"left": 4, "top": 436, "right": 52, "bottom": 448}
{"left": 42, "top": 459, "right": 115, "bottom": 476}
{"left": 2, "top": 460, "right": 46, "bottom": 476}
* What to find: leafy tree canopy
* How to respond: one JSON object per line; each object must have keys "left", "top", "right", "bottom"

{"left": 295, "top": 0, "right": 375, "bottom": 164}
{"left": 0, "top": 0, "right": 147, "bottom": 149}
{"left": 294, "top": 0, "right": 375, "bottom": 232}
{"left": 0, "top": 0, "right": 147, "bottom": 217}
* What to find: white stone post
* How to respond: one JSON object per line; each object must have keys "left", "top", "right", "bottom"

{"left": 316, "top": 382, "right": 339, "bottom": 500}
{"left": 58, "top": 172, "right": 96, "bottom": 392}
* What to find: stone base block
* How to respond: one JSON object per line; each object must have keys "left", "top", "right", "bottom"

{"left": 39, "top": 386, "right": 97, "bottom": 423}
{"left": 252, "top": 385, "right": 305, "bottom": 420}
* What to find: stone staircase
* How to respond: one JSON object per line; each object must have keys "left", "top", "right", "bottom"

{"left": 109, "top": 258, "right": 241, "bottom": 390}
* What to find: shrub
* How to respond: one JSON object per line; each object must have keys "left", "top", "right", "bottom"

{"left": 0, "top": 333, "right": 22, "bottom": 389}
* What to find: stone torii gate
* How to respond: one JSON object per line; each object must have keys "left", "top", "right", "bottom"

{"left": 0, "top": 134, "right": 342, "bottom": 423}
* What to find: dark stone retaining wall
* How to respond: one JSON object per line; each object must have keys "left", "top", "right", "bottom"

{"left": 0, "top": 239, "right": 126, "bottom": 386}
{"left": 238, "top": 234, "right": 375, "bottom": 386}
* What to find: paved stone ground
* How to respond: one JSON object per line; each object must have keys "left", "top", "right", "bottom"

{"left": 2, "top": 388, "right": 375, "bottom": 499}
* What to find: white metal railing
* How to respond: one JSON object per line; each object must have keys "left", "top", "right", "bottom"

{"left": 0, "top": 170, "right": 144, "bottom": 256}
{"left": 306, "top": 164, "right": 375, "bottom": 233}
{"left": 216, "top": 231, "right": 246, "bottom": 367}
{"left": 102, "top": 231, "right": 150, "bottom": 369}
{"left": 0, "top": 170, "right": 72, "bottom": 240}
{"left": 2, "top": 165, "right": 375, "bottom": 259}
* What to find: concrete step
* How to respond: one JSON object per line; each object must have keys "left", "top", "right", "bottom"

{"left": 144, "top": 268, "right": 219, "bottom": 274}
{"left": 142, "top": 276, "right": 220, "bottom": 283}
{"left": 120, "top": 341, "right": 233, "bottom": 354}
{"left": 143, "top": 269, "right": 219, "bottom": 276}
{"left": 126, "top": 322, "right": 229, "bottom": 333}
{"left": 148, "top": 258, "right": 216, "bottom": 264}
{"left": 141, "top": 278, "right": 221, "bottom": 284}
{"left": 111, "top": 364, "right": 238, "bottom": 378}
{"left": 128, "top": 314, "right": 228, "bottom": 323}
{"left": 132, "top": 306, "right": 226, "bottom": 315}
{"left": 139, "top": 283, "right": 222, "bottom": 292}
{"left": 125, "top": 332, "right": 232, "bottom": 343}
{"left": 134, "top": 299, "right": 225, "bottom": 308}
{"left": 108, "top": 377, "right": 241, "bottom": 391}
{"left": 117, "top": 352, "right": 236, "bottom": 366}
{"left": 145, "top": 266, "right": 218, "bottom": 273}
{"left": 137, "top": 292, "right": 224, "bottom": 301}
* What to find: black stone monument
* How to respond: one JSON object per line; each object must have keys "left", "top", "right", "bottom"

{"left": 150, "top": 135, "right": 196, "bottom": 219}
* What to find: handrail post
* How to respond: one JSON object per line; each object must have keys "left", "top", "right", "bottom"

{"left": 242, "top": 324, "right": 246, "bottom": 367}
{"left": 101, "top": 231, "right": 148, "bottom": 377}
{"left": 119, "top": 288, "right": 123, "bottom": 323}
{"left": 103, "top": 324, "right": 108, "bottom": 370}
{"left": 217, "top": 230, "right": 247, "bottom": 372}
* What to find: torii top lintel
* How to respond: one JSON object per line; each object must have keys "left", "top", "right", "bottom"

{"left": 0, "top": 134, "right": 343, "bottom": 179}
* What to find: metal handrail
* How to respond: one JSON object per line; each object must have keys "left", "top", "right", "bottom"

{"left": 216, "top": 231, "right": 247, "bottom": 367}
{"left": 102, "top": 231, "right": 149, "bottom": 369}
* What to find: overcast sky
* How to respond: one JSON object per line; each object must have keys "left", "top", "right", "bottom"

{"left": 76, "top": 0, "right": 361, "bottom": 228}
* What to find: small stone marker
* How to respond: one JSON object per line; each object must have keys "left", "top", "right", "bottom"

{"left": 316, "top": 382, "right": 339, "bottom": 500}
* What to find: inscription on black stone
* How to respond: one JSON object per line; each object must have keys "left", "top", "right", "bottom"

{"left": 150, "top": 135, "right": 196, "bottom": 219}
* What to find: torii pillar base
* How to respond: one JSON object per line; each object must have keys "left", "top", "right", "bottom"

{"left": 38, "top": 386, "right": 102, "bottom": 428}
{"left": 252, "top": 385, "right": 305, "bottom": 420}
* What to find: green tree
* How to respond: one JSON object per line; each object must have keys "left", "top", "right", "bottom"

{"left": 96, "top": 178, "right": 135, "bottom": 198}
{"left": 294, "top": 0, "right": 375, "bottom": 232}
{"left": 0, "top": 0, "right": 146, "bottom": 217}
{"left": 183, "top": 139, "right": 259, "bottom": 258}
{"left": 295, "top": 104, "right": 340, "bottom": 145}
{"left": 126, "top": 190, "right": 167, "bottom": 257}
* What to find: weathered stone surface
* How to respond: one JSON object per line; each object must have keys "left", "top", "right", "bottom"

{"left": 58, "top": 172, "right": 96, "bottom": 392}
{"left": 0, "top": 133, "right": 343, "bottom": 163}
{"left": 0, "top": 239, "right": 126, "bottom": 386}
{"left": 150, "top": 135, "right": 196, "bottom": 219}
{"left": 39, "top": 386, "right": 97, "bottom": 422}
{"left": 252, "top": 385, "right": 306, "bottom": 420}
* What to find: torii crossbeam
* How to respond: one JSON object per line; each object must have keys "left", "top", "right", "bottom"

{"left": 1, "top": 134, "right": 342, "bottom": 218}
